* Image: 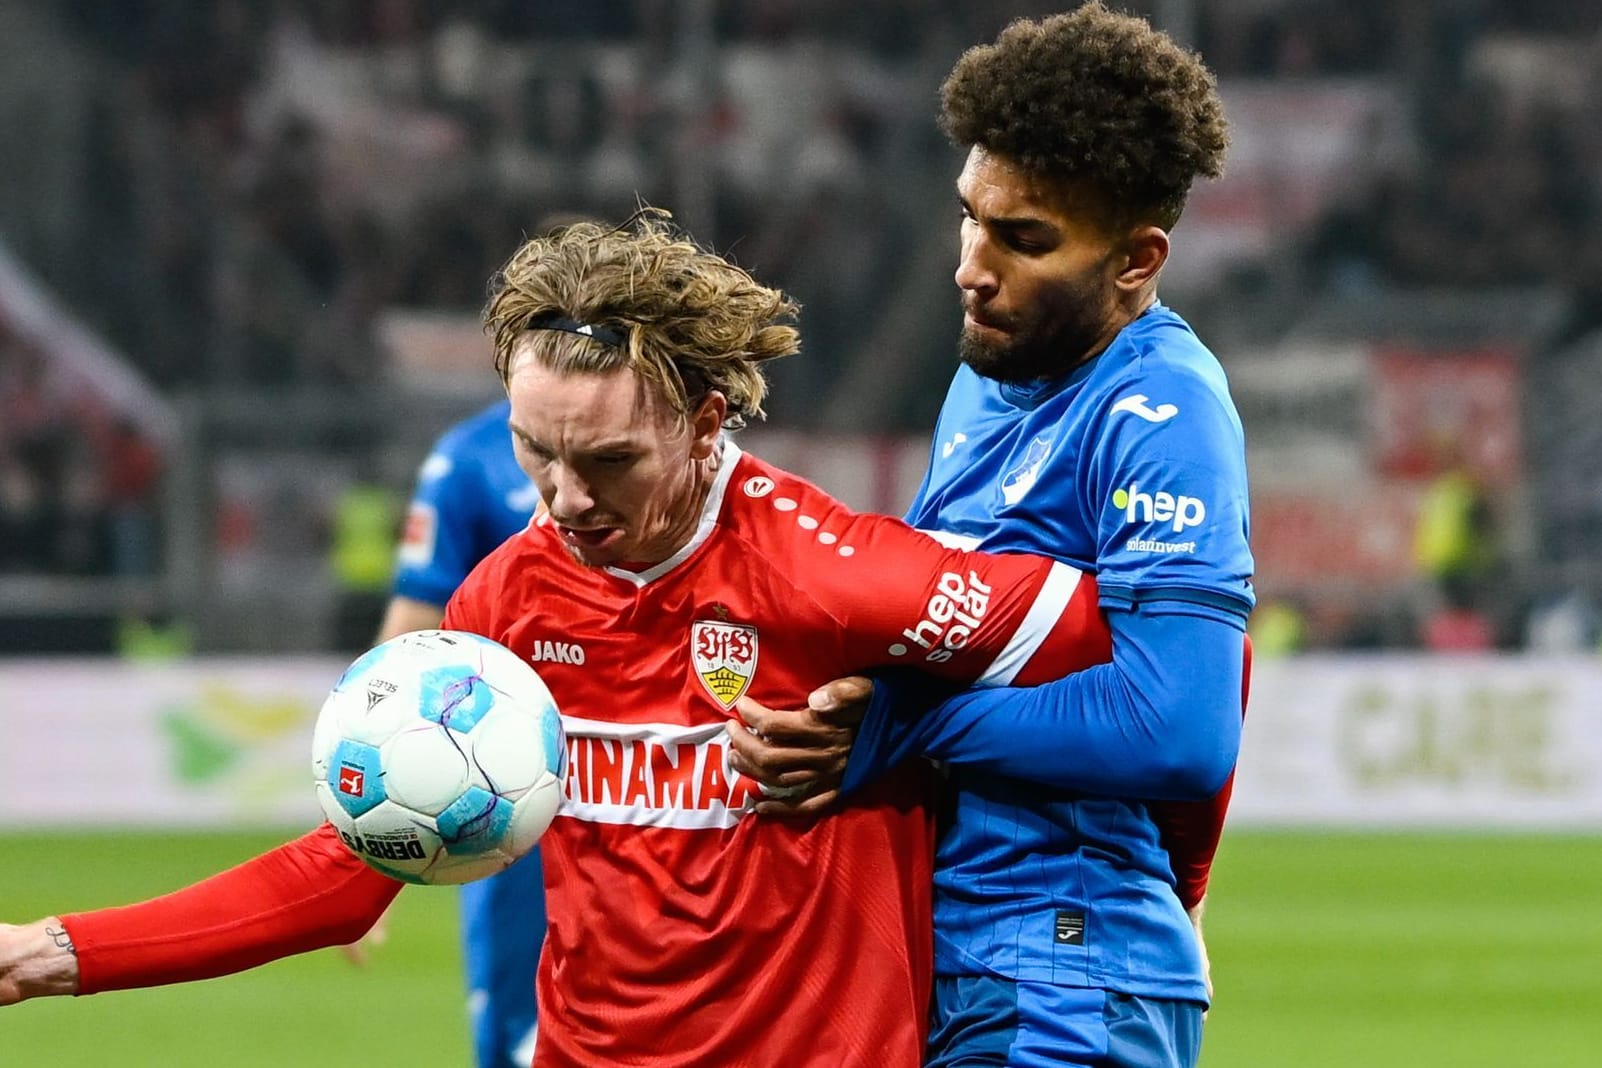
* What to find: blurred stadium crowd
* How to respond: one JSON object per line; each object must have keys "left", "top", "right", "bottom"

{"left": 0, "top": 0, "right": 1599, "bottom": 653}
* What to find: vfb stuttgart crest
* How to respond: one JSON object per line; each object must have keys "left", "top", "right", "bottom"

{"left": 691, "top": 620, "right": 758, "bottom": 708}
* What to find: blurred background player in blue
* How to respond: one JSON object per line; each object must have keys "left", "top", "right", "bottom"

{"left": 364, "top": 212, "right": 594, "bottom": 1068}
{"left": 377, "top": 395, "right": 545, "bottom": 1068}
{"left": 731, "top": 6, "right": 1252, "bottom": 1067}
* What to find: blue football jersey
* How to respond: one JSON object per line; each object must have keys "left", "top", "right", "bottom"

{"left": 906, "top": 302, "right": 1253, "bottom": 1001}
{"left": 394, "top": 399, "right": 540, "bottom": 607}
{"left": 393, "top": 398, "right": 546, "bottom": 1068}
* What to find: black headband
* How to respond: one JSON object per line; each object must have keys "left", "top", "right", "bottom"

{"left": 527, "top": 313, "right": 625, "bottom": 348}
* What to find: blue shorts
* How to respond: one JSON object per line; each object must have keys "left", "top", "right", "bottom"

{"left": 928, "top": 975, "right": 1203, "bottom": 1068}
{"left": 460, "top": 848, "right": 546, "bottom": 1068}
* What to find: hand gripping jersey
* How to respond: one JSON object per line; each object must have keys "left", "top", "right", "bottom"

{"left": 59, "top": 438, "right": 1110, "bottom": 1068}
{"left": 440, "top": 439, "right": 1109, "bottom": 1068}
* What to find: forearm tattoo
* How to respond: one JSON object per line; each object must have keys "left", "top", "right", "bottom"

{"left": 44, "top": 925, "right": 76, "bottom": 956}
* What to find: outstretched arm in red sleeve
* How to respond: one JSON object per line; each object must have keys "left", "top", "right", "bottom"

{"left": 61, "top": 823, "right": 401, "bottom": 995}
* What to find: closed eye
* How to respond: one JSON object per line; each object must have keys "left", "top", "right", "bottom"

{"left": 511, "top": 431, "right": 552, "bottom": 462}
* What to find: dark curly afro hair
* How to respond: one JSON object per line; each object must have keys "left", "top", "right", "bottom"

{"left": 940, "top": 2, "right": 1228, "bottom": 231}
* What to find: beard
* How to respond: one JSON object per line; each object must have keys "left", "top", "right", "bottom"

{"left": 959, "top": 325, "right": 1068, "bottom": 383}
{"left": 957, "top": 265, "right": 1117, "bottom": 385}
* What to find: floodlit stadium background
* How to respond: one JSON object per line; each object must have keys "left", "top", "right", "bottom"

{"left": 2, "top": 2, "right": 1599, "bottom": 1065}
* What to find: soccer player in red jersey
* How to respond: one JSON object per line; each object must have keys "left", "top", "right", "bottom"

{"left": 0, "top": 211, "right": 1212, "bottom": 1067}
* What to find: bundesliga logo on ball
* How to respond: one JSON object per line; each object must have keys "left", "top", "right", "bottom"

{"left": 311, "top": 630, "right": 566, "bottom": 884}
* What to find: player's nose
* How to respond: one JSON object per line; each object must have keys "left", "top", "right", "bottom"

{"left": 955, "top": 237, "right": 998, "bottom": 296}
{"left": 545, "top": 467, "right": 596, "bottom": 519}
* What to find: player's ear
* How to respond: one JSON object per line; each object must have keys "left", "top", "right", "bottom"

{"left": 688, "top": 391, "right": 727, "bottom": 460}
{"left": 1116, "top": 225, "right": 1169, "bottom": 291}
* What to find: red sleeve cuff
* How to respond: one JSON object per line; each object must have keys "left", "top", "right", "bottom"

{"left": 1152, "top": 772, "right": 1235, "bottom": 910}
{"left": 62, "top": 824, "right": 403, "bottom": 995}
{"left": 1156, "top": 638, "right": 1251, "bottom": 909}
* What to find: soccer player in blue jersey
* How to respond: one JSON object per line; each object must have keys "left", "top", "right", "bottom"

{"left": 377, "top": 398, "right": 545, "bottom": 1068}
{"left": 730, "top": 6, "right": 1251, "bottom": 1067}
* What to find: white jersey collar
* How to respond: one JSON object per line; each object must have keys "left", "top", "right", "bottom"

{"left": 602, "top": 437, "right": 744, "bottom": 588}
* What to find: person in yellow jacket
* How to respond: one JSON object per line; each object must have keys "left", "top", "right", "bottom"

{"left": 329, "top": 480, "right": 402, "bottom": 651}
{"left": 1413, "top": 453, "right": 1498, "bottom": 649}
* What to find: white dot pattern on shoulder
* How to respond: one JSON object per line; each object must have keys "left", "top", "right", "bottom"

{"left": 764, "top": 487, "right": 852, "bottom": 555}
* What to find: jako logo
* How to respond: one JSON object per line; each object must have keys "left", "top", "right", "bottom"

{"left": 1112, "top": 484, "right": 1207, "bottom": 532}
{"left": 530, "top": 641, "right": 586, "bottom": 665}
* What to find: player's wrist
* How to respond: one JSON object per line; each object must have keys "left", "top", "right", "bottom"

{"left": 0, "top": 917, "right": 82, "bottom": 1004}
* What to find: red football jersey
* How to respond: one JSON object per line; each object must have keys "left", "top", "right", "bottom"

{"left": 442, "top": 440, "right": 1110, "bottom": 1068}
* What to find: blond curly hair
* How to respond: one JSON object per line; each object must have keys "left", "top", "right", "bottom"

{"left": 484, "top": 210, "right": 800, "bottom": 430}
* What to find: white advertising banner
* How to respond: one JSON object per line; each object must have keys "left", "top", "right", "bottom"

{"left": 1233, "top": 655, "right": 1602, "bottom": 829}
{"left": 1, "top": 655, "right": 1600, "bottom": 829}
{"left": 0, "top": 658, "right": 343, "bottom": 828}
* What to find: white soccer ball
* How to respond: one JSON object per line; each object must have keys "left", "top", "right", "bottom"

{"left": 312, "top": 630, "right": 565, "bottom": 885}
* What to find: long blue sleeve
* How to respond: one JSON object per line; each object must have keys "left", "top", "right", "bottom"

{"left": 843, "top": 603, "right": 1243, "bottom": 800}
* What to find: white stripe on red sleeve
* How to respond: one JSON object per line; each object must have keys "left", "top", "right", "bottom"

{"left": 974, "top": 561, "right": 1084, "bottom": 687}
